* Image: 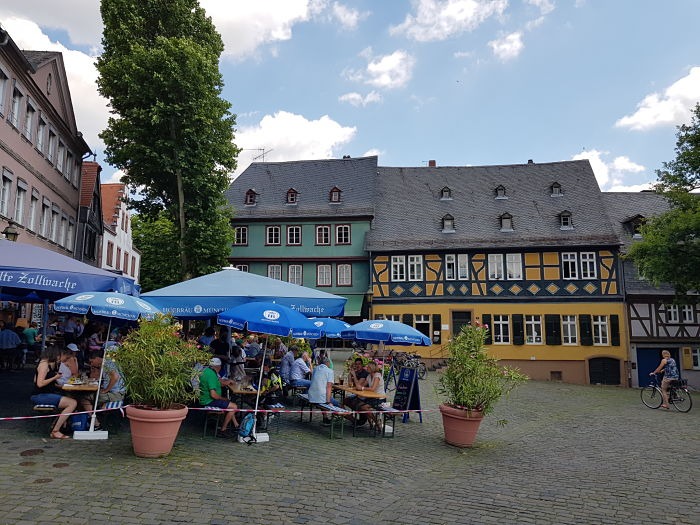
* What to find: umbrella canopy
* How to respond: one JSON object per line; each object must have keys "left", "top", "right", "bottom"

{"left": 309, "top": 317, "right": 352, "bottom": 338}
{"left": 217, "top": 302, "right": 322, "bottom": 339}
{"left": 143, "top": 267, "right": 346, "bottom": 318}
{"left": 0, "top": 239, "right": 138, "bottom": 300}
{"left": 341, "top": 320, "right": 432, "bottom": 346}
{"left": 54, "top": 292, "right": 161, "bottom": 321}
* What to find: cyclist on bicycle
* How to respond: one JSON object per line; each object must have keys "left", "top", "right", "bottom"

{"left": 650, "top": 350, "right": 679, "bottom": 409}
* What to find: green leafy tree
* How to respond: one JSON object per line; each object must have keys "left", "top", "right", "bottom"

{"left": 97, "top": 0, "right": 237, "bottom": 281}
{"left": 131, "top": 214, "right": 180, "bottom": 292}
{"left": 627, "top": 103, "right": 700, "bottom": 296}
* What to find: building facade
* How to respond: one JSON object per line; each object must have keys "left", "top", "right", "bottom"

{"left": 101, "top": 182, "right": 140, "bottom": 282}
{"left": 0, "top": 28, "right": 90, "bottom": 252}
{"left": 75, "top": 161, "right": 104, "bottom": 267}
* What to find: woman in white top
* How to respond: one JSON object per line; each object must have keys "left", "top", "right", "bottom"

{"left": 357, "top": 361, "right": 386, "bottom": 431}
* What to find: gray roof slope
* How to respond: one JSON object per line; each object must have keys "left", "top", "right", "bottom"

{"left": 226, "top": 156, "right": 378, "bottom": 220}
{"left": 366, "top": 160, "right": 620, "bottom": 251}
{"left": 22, "top": 50, "right": 60, "bottom": 69}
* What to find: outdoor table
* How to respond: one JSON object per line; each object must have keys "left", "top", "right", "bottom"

{"left": 227, "top": 385, "right": 260, "bottom": 409}
{"left": 60, "top": 381, "right": 99, "bottom": 392}
{"left": 332, "top": 384, "right": 386, "bottom": 403}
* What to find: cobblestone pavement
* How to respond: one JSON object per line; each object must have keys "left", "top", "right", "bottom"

{"left": 0, "top": 366, "right": 697, "bottom": 525}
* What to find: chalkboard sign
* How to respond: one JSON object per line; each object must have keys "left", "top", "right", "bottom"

{"left": 392, "top": 367, "right": 422, "bottom": 422}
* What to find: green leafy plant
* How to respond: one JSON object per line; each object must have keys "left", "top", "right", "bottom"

{"left": 436, "top": 324, "right": 528, "bottom": 416}
{"left": 114, "top": 314, "right": 211, "bottom": 409}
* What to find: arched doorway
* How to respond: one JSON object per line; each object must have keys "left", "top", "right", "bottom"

{"left": 589, "top": 357, "right": 621, "bottom": 385}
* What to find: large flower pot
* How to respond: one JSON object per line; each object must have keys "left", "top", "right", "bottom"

{"left": 126, "top": 404, "right": 188, "bottom": 458}
{"left": 439, "top": 403, "right": 484, "bottom": 448}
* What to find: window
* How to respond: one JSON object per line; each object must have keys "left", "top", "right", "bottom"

{"left": 592, "top": 315, "right": 608, "bottom": 345}
{"left": 335, "top": 224, "right": 350, "bottom": 244}
{"left": 37, "top": 119, "right": 46, "bottom": 153}
{"left": 56, "top": 142, "right": 65, "bottom": 173}
{"left": 408, "top": 255, "right": 423, "bottom": 281}
{"left": 286, "top": 189, "right": 298, "bottom": 204}
{"left": 506, "top": 253, "right": 522, "bottom": 280}
{"left": 378, "top": 314, "right": 401, "bottom": 322}
{"left": 66, "top": 152, "right": 74, "bottom": 182}
{"left": 551, "top": 182, "right": 563, "bottom": 196}
{"left": 124, "top": 252, "right": 129, "bottom": 275}
{"left": 329, "top": 187, "right": 342, "bottom": 203}
{"left": 499, "top": 213, "right": 513, "bottom": 231}
{"left": 10, "top": 86, "right": 22, "bottom": 128}
{"left": 562, "top": 252, "right": 578, "bottom": 280}
{"left": 265, "top": 225, "right": 281, "bottom": 245}
{"left": 559, "top": 212, "right": 573, "bottom": 230}
{"left": 495, "top": 185, "right": 507, "bottom": 199}
{"left": 13, "top": 185, "right": 25, "bottom": 226}
{"left": 525, "top": 315, "right": 542, "bottom": 344}
{"left": 0, "top": 70, "right": 7, "bottom": 114}
{"left": 23, "top": 103, "right": 35, "bottom": 141}
{"left": 692, "top": 348, "right": 700, "bottom": 370}
{"left": 288, "top": 264, "right": 302, "bottom": 285}
{"left": 267, "top": 264, "right": 282, "bottom": 280}
{"left": 67, "top": 221, "right": 75, "bottom": 251}
{"left": 681, "top": 305, "right": 694, "bottom": 323}
{"left": 337, "top": 264, "right": 352, "bottom": 286}
{"left": 458, "top": 254, "right": 469, "bottom": 280}
{"left": 440, "top": 187, "right": 452, "bottom": 200}
{"left": 286, "top": 225, "right": 301, "bottom": 245}
{"left": 391, "top": 256, "right": 405, "bottom": 282}
{"left": 49, "top": 209, "right": 59, "bottom": 242}
{"left": 442, "top": 214, "right": 455, "bottom": 232}
{"left": 116, "top": 248, "right": 121, "bottom": 270}
{"left": 244, "top": 189, "right": 257, "bottom": 205}
{"left": 107, "top": 241, "right": 114, "bottom": 266}
{"left": 28, "top": 193, "right": 38, "bottom": 231}
{"left": 234, "top": 264, "right": 248, "bottom": 272}
{"left": 580, "top": 252, "right": 597, "bottom": 279}
{"left": 493, "top": 315, "right": 510, "bottom": 343}
{"left": 47, "top": 130, "right": 57, "bottom": 163}
{"left": 415, "top": 314, "right": 431, "bottom": 338}
{"left": 0, "top": 171, "right": 11, "bottom": 217}
{"left": 315, "top": 225, "right": 330, "bottom": 245}
{"left": 59, "top": 216, "right": 67, "bottom": 247}
{"left": 40, "top": 202, "right": 50, "bottom": 237}
{"left": 131, "top": 256, "right": 136, "bottom": 277}
{"left": 445, "top": 254, "right": 456, "bottom": 280}
{"left": 84, "top": 229, "right": 97, "bottom": 260}
{"left": 665, "top": 305, "right": 679, "bottom": 323}
{"left": 562, "top": 315, "right": 577, "bottom": 344}
{"left": 488, "top": 254, "right": 504, "bottom": 280}
{"left": 234, "top": 226, "right": 248, "bottom": 245}
{"left": 317, "top": 264, "right": 331, "bottom": 286}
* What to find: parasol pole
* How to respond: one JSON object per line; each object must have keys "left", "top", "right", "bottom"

{"left": 252, "top": 335, "right": 268, "bottom": 434}
{"left": 74, "top": 317, "right": 110, "bottom": 440}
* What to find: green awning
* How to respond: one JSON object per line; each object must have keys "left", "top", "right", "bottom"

{"left": 340, "top": 295, "right": 364, "bottom": 317}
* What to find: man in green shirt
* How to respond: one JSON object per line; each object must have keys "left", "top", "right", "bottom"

{"left": 199, "top": 358, "right": 239, "bottom": 437}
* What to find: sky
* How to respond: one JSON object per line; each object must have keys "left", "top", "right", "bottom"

{"left": 1, "top": 0, "right": 700, "bottom": 192}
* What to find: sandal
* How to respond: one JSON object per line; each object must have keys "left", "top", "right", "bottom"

{"left": 50, "top": 430, "right": 71, "bottom": 440}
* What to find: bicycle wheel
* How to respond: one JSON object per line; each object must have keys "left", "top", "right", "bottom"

{"left": 641, "top": 386, "right": 663, "bottom": 408}
{"left": 417, "top": 362, "right": 427, "bottom": 380}
{"left": 670, "top": 388, "right": 692, "bottom": 413}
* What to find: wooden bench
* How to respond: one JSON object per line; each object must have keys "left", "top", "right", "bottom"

{"left": 377, "top": 406, "right": 401, "bottom": 438}
{"left": 297, "top": 393, "right": 349, "bottom": 438}
{"left": 32, "top": 404, "right": 58, "bottom": 433}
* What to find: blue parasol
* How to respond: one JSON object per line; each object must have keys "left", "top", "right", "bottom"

{"left": 309, "top": 317, "right": 352, "bottom": 338}
{"left": 217, "top": 302, "right": 322, "bottom": 339}
{"left": 54, "top": 292, "right": 161, "bottom": 321}
{"left": 340, "top": 320, "right": 431, "bottom": 346}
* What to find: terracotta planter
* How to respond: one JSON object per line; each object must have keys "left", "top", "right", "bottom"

{"left": 126, "top": 404, "right": 188, "bottom": 458}
{"left": 439, "top": 403, "right": 484, "bottom": 448}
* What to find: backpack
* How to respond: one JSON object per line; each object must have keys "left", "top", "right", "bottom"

{"left": 238, "top": 413, "right": 257, "bottom": 444}
{"left": 70, "top": 412, "right": 89, "bottom": 432}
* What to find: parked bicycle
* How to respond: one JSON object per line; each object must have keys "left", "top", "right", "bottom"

{"left": 640, "top": 373, "right": 692, "bottom": 412}
{"left": 384, "top": 351, "right": 427, "bottom": 391}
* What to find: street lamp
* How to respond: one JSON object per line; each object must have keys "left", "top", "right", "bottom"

{"left": 2, "top": 220, "right": 19, "bottom": 242}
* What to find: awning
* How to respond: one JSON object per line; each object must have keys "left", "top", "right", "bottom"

{"left": 340, "top": 294, "right": 364, "bottom": 317}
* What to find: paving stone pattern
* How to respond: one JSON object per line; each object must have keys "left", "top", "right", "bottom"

{"left": 0, "top": 367, "right": 697, "bottom": 525}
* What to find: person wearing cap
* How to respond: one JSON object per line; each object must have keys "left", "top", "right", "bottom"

{"left": 63, "top": 344, "right": 81, "bottom": 377}
{"left": 199, "top": 357, "right": 239, "bottom": 437}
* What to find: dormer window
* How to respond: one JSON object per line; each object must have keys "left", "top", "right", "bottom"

{"left": 499, "top": 212, "right": 513, "bottom": 231}
{"left": 551, "top": 182, "right": 563, "bottom": 196}
{"left": 329, "top": 187, "right": 342, "bottom": 203}
{"left": 624, "top": 215, "right": 645, "bottom": 239}
{"left": 244, "top": 189, "right": 258, "bottom": 206}
{"left": 440, "top": 187, "right": 452, "bottom": 200}
{"left": 495, "top": 185, "right": 507, "bottom": 199}
{"left": 559, "top": 211, "right": 573, "bottom": 230}
{"left": 441, "top": 214, "right": 455, "bottom": 233}
{"left": 286, "top": 188, "right": 298, "bottom": 205}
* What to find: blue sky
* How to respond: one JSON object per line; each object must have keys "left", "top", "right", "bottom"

{"left": 2, "top": 0, "right": 700, "bottom": 191}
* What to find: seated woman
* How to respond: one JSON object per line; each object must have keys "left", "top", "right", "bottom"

{"left": 355, "top": 361, "right": 385, "bottom": 431}
{"left": 30, "top": 346, "right": 78, "bottom": 439}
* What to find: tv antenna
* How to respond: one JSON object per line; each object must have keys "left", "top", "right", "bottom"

{"left": 242, "top": 148, "right": 273, "bottom": 162}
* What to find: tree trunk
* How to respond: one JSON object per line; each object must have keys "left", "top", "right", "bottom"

{"left": 171, "top": 117, "right": 190, "bottom": 280}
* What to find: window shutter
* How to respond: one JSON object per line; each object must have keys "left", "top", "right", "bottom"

{"left": 579, "top": 315, "right": 593, "bottom": 346}
{"left": 432, "top": 314, "right": 441, "bottom": 344}
{"left": 545, "top": 314, "right": 561, "bottom": 345}
{"left": 610, "top": 314, "right": 620, "bottom": 346}
{"left": 512, "top": 314, "right": 524, "bottom": 345}
{"left": 481, "top": 314, "right": 492, "bottom": 344}
{"left": 402, "top": 313, "right": 413, "bottom": 326}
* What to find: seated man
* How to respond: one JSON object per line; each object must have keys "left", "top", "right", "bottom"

{"left": 290, "top": 351, "right": 313, "bottom": 389}
{"left": 199, "top": 357, "right": 239, "bottom": 437}
{"left": 308, "top": 355, "right": 344, "bottom": 426}
{"left": 89, "top": 350, "right": 126, "bottom": 406}
{"left": 347, "top": 357, "right": 368, "bottom": 389}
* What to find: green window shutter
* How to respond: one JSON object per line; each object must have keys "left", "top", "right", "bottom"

{"left": 432, "top": 314, "right": 441, "bottom": 345}
{"left": 512, "top": 314, "right": 524, "bottom": 345}
{"left": 545, "top": 314, "right": 561, "bottom": 345}
{"left": 402, "top": 313, "right": 413, "bottom": 326}
{"left": 482, "top": 314, "right": 492, "bottom": 344}
{"left": 610, "top": 314, "right": 620, "bottom": 346}
{"left": 579, "top": 314, "right": 593, "bottom": 346}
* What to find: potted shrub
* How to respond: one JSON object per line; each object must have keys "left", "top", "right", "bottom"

{"left": 114, "top": 314, "right": 210, "bottom": 458}
{"left": 436, "top": 323, "right": 527, "bottom": 447}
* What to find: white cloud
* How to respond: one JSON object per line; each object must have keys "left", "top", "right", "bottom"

{"left": 572, "top": 149, "right": 651, "bottom": 190}
{"left": 489, "top": 31, "right": 524, "bottom": 61}
{"left": 615, "top": 67, "right": 700, "bottom": 131}
{"left": 338, "top": 91, "right": 382, "bottom": 107}
{"left": 232, "top": 111, "right": 356, "bottom": 178}
{"left": 606, "top": 181, "right": 654, "bottom": 193}
{"left": 390, "top": 0, "right": 507, "bottom": 42}
{"left": 526, "top": 0, "right": 555, "bottom": 16}
{"left": 102, "top": 169, "right": 125, "bottom": 184}
{"left": 346, "top": 49, "right": 415, "bottom": 89}
{"left": 362, "top": 148, "right": 382, "bottom": 157}
{"left": 330, "top": 2, "right": 369, "bottom": 30}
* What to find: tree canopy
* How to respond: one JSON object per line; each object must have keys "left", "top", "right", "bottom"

{"left": 97, "top": 0, "right": 237, "bottom": 281}
{"left": 627, "top": 103, "right": 700, "bottom": 296}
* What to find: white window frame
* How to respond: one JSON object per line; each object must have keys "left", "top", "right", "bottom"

{"left": 562, "top": 252, "right": 578, "bottom": 280}
{"left": 525, "top": 315, "right": 543, "bottom": 344}
{"left": 47, "top": 130, "right": 57, "bottom": 164}
{"left": 506, "top": 253, "right": 522, "bottom": 280}
{"left": 37, "top": 119, "right": 46, "bottom": 153}
{"left": 580, "top": 252, "right": 597, "bottom": 279}
{"left": 488, "top": 254, "right": 504, "bottom": 280}
{"left": 287, "top": 225, "right": 302, "bottom": 245}
{"left": 23, "top": 102, "right": 35, "bottom": 141}
{"left": 67, "top": 220, "right": 75, "bottom": 252}
{"left": 457, "top": 254, "right": 469, "bottom": 280}
{"left": 0, "top": 172, "right": 11, "bottom": 217}
{"left": 59, "top": 216, "right": 67, "bottom": 247}
{"left": 234, "top": 264, "right": 248, "bottom": 272}
{"left": 445, "top": 254, "right": 456, "bottom": 280}
{"left": 10, "top": 85, "right": 22, "bottom": 128}
{"left": 288, "top": 264, "right": 302, "bottom": 285}
{"left": 407, "top": 255, "right": 423, "bottom": 281}
{"left": 50, "top": 209, "right": 59, "bottom": 242}
{"left": 266, "top": 225, "right": 280, "bottom": 245}
{"left": 317, "top": 264, "right": 332, "bottom": 286}
{"left": 562, "top": 315, "right": 577, "bottom": 345}
{"left": 337, "top": 264, "right": 352, "bottom": 286}
{"left": 28, "top": 194, "right": 38, "bottom": 232}
{"left": 315, "top": 225, "right": 330, "bottom": 245}
{"left": 560, "top": 214, "right": 573, "bottom": 230}
{"left": 666, "top": 305, "right": 679, "bottom": 323}
{"left": 335, "top": 224, "right": 350, "bottom": 245}
{"left": 234, "top": 226, "right": 248, "bottom": 245}
{"left": 56, "top": 142, "right": 65, "bottom": 173}
{"left": 0, "top": 69, "right": 8, "bottom": 115}
{"left": 391, "top": 256, "right": 405, "bottom": 282}
{"left": 14, "top": 185, "right": 26, "bottom": 226}
{"left": 692, "top": 348, "right": 700, "bottom": 370}
{"left": 493, "top": 315, "right": 510, "bottom": 344}
{"left": 267, "top": 264, "right": 282, "bottom": 280}
{"left": 40, "top": 202, "right": 50, "bottom": 238}
{"left": 592, "top": 315, "right": 608, "bottom": 345}
{"left": 681, "top": 305, "right": 694, "bottom": 323}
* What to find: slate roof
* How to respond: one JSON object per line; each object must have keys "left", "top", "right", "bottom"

{"left": 22, "top": 50, "right": 60, "bottom": 69}
{"left": 226, "top": 156, "right": 379, "bottom": 220}
{"left": 366, "top": 160, "right": 620, "bottom": 251}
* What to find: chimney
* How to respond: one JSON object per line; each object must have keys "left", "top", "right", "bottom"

{"left": 428, "top": 160, "right": 436, "bottom": 167}
{"left": 527, "top": 159, "right": 534, "bottom": 164}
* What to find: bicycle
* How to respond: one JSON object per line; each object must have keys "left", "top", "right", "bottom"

{"left": 640, "top": 374, "right": 692, "bottom": 412}
{"left": 402, "top": 352, "right": 428, "bottom": 380}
